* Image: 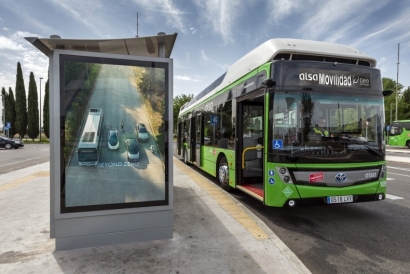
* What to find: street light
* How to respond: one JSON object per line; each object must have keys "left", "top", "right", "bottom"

{"left": 39, "top": 77, "right": 43, "bottom": 141}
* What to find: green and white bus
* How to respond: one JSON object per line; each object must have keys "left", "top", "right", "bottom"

{"left": 388, "top": 120, "right": 410, "bottom": 148}
{"left": 177, "top": 38, "right": 393, "bottom": 207}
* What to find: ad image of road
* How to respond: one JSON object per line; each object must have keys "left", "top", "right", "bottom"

{"left": 65, "top": 64, "right": 166, "bottom": 207}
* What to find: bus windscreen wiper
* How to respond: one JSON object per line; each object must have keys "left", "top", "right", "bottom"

{"left": 351, "top": 144, "right": 382, "bottom": 157}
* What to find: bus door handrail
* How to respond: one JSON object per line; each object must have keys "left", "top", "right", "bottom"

{"left": 242, "top": 146, "right": 264, "bottom": 169}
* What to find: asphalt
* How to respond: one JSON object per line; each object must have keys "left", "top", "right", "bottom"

{"left": 1, "top": 149, "right": 408, "bottom": 274}
{"left": 0, "top": 158, "right": 311, "bottom": 274}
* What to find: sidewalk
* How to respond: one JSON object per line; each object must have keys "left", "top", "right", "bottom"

{"left": 0, "top": 159, "right": 310, "bottom": 274}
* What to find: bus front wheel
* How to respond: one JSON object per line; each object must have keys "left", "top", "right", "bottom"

{"left": 218, "top": 156, "right": 232, "bottom": 192}
{"left": 407, "top": 141, "right": 410, "bottom": 149}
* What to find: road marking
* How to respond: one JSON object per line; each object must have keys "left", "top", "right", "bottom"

{"left": 387, "top": 172, "right": 410, "bottom": 178}
{"left": 0, "top": 171, "right": 49, "bottom": 193}
{"left": 387, "top": 166, "right": 410, "bottom": 172}
{"left": 387, "top": 178, "right": 395, "bottom": 180}
{"left": 386, "top": 194, "right": 404, "bottom": 200}
{"left": 0, "top": 155, "right": 49, "bottom": 168}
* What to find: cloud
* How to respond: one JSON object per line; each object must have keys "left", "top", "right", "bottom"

{"left": 194, "top": 0, "right": 243, "bottom": 44}
{"left": 0, "top": 30, "right": 48, "bottom": 95}
{"left": 175, "top": 75, "right": 201, "bottom": 82}
{"left": 201, "top": 50, "right": 209, "bottom": 62}
{"left": 49, "top": 0, "right": 113, "bottom": 38}
{"left": 267, "top": 0, "right": 302, "bottom": 24}
{"left": 132, "top": 0, "right": 188, "bottom": 34}
{"left": 0, "top": 36, "right": 25, "bottom": 50}
{"left": 0, "top": 0, "right": 55, "bottom": 36}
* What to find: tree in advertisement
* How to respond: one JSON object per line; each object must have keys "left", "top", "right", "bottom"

{"left": 15, "top": 62, "right": 28, "bottom": 139}
{"left": 27, "top": 72, "right": 40, "bottom": 140}
{"left": 43, "top": 79, "right": 50, "bottom": 139}
{"left": 7, "top": 88, "right": 16, "bottom": 138}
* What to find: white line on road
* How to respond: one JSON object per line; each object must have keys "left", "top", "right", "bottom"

{"left": 387, "top": 178, "right": 395, "bottom": 180}
{"left": 388, "top": 172, "right": 410, "bottom": 178}
{"left": 0, "top": 155, "right": 49, "bottom": 167}
{"left": 386, "top": 194, "right": 404, "bottom": 200}
{"left": 387, "top": 166, "right": 410, "bottom": 172}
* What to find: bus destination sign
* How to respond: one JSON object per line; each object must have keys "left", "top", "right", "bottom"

{"left": 299, "top": 69, "right": 371, "bottom": 88}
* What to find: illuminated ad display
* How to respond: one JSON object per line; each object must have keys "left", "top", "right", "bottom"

{"left": 59, "top": 54, "right": 170, "bottom": 213}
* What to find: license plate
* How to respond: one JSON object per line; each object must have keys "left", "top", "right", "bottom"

{"left": 327, "top": 195, "right": 353, "bottom": 204}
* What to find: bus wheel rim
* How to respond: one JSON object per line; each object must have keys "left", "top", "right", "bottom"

{"left": 219, "top": 164, "right": 228, "bottom": 183}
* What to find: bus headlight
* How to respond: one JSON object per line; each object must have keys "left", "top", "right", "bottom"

{"left": 380, "top": 165, "right": 386, "bottom": 179}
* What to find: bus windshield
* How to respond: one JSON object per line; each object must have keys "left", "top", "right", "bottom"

{"left": 78, "top": 149, "right": 98, "bottom": 162}
{"left": 269, "top": 90, "right": 385, "bottom": 163}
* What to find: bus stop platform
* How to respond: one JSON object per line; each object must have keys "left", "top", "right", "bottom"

{"left": 0, "top": 158, "right": 311, "bottom": 274}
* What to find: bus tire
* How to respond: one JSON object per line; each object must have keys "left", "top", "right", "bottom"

{"left": 407, "top": 141, "right": 410, "bottom": 149}
{"left": 218, "top": 156, "right": 232, "bottom": 192}
{"left": 184, "top": 149, "right": 189, "bottom": 164}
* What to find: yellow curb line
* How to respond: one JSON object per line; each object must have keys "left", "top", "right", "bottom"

{"left": 174, "top": 159, "right": 268, "bottom": 240}
{"left": 0, "top": 171, "right": 50, "bottom": 193}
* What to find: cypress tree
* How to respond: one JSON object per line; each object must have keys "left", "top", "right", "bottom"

{"left": 27, "top": 72, "right": 39, "bottom": 140}
{"left": 43, "top": 79, "right": 50, "bottom": 139}
{"left": 15, "top": 62, "right": 27, "bottom": 139}
{"left": 1, "top": 87, "right": 6, "bottom": 133}
{"left": 7, "top": 88, "right": 17, "bottom": 138}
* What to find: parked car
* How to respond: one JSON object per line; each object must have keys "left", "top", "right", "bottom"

{"left": 108, "top": 130, "right": 119, "bottom": 150}
{"left": 0, "top": 135, "right": 24, "bottom": 149}
{"left": 126, "top": 138, "right": 140, "bottom": 161}
{"left": 136, "top": 123, "right": 149, "bottom": 142}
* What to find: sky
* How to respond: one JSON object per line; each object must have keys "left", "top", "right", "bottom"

{"left": 1, "top": 0, "right": 409, "bottom": 127}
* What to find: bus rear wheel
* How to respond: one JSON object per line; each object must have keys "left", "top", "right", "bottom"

{"left": 407, "top": 141, "right": 410, "bottom": 149}
{"left": 184, "top": 149, "right": 189, "bottom": 164}
{"left": 218, "top": 156, "right": 232, "bottom": 192}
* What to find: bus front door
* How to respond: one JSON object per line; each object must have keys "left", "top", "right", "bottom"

{"left": 236, "top": 100, "right": 264, "bottom": 191}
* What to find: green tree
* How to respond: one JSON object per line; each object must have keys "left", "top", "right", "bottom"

{"left": 1, "top": 87, "right": 5, "bottom": 132}
{"left": 383, "top": 77, "right": 403, "bottom": 124}
{"left": 7, "top": 88, "right": 17, "bottom": 138}
{"left": 400, "top": 87, "right": 410, "bottom": 120}
{"left": 27, "top": 72, "right": 40, "bottom": 140}
{"left": 15, "top": 62, "right": 27, "bottom": 139}
{"left": 43, "top": 79, "right": 50, "bottom": 138}
{"left": 173, "top": 94, "right": 193, "bottom": 131}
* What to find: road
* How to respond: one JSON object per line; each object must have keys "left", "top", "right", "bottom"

{"left": 0, "top": 143, "right": 49, "bottom": 175}
{"left": 65, "top": 64, "right": 165, "bottom": 207}
{"left": 173, "top": 144, "right": 410, "bottom": 274}
{"left": 1, "top": 141, "right": 410, "bottom": 273}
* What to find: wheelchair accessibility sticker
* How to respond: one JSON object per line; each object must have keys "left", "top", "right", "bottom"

{"left": 269, "top": 178, "right": 276, "bottom": 185}
{"left": 272, "top": 139, "right": 283, "bottom": 149}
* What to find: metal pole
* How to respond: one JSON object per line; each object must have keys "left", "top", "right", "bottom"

{"left": 390, "top": 103, "right": 393, "bottom": 125}
{"left": 395, "top": 43, "right": 400, "bottom": 121}
{"left": 39, "top": 77, "right": 43, "bottom": 141}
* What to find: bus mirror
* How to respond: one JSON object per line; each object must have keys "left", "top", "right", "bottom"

{"left": 382, "top": 90, "right": 394, "bottom": 97}
{"left": 262, "top": 78, "right": 276, "bottom": 87}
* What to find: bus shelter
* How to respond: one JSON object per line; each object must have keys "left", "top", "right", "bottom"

{"left": 26, "top": 33, "right": 176, "bottom": 250}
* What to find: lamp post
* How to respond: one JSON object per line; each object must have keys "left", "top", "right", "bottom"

{"left": 39, "top": 77, "right": 43, "bottom": 141}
